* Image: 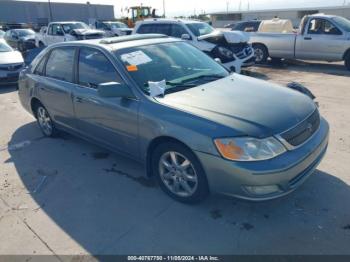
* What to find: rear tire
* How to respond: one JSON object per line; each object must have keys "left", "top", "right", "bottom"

{"left": 253, "top": 44, "right": 268, "bottom": 64}
{"left": 34, "top": 103, "right": 58, "bottom": 137}
{"left": 152, "top": 142, "right": 209, "bottom": 204}
{"left": 345, "top": 52, "right": 350, "bottom": 71}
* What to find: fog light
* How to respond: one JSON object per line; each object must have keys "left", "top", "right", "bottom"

{"left": 244, "top": 185, "right": 281, "bottom": 195}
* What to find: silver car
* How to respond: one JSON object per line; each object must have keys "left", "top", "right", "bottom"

{"left": 18, "top": 35, "right": 329, "bottom": 203}
{"left": 0, "top": 39, "right": 24, "bottom": 85}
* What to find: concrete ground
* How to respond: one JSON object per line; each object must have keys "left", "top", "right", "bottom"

{"left": 0, "top": 60, "right": 350, "bottom": 257}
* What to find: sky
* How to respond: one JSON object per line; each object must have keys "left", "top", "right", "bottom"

{"left": 18, "top": 0, "right": 350, "bottom": 17}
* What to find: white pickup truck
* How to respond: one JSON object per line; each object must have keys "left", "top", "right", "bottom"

{"left": 250, "top": 14, "right": 350, "bottom": 70}
{"left": 38, "top": 21, "right": 105, "bottom": 46}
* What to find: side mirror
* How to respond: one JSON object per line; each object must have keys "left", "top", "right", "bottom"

{"left": 214, "top": 58, "right": 222, "bottom": 64}
{"left": 181, "top": 33, "right": 191, "bottom": 40}
{"left": 98, "top": 82, "right": 135, "bottom": 98}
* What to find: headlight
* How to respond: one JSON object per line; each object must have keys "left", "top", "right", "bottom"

{"left": 218, "top": 46, "right": 233, "bottom": 58}
{"left": 214, "top": 137, "right": 286, "bottom": 161}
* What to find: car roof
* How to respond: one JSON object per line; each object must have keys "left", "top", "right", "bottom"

{"left": 139, "top": 18, "right": 205, "bottom": 24}
{"left": 49, "top": 34, "right": 181, "bottom": 52}
{"left": 50, "top": 21, "right": 85, "bottom": 24}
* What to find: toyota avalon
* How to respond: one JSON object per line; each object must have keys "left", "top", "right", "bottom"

{"left": 18, "top": 34, "right": 329, "bottom": 203}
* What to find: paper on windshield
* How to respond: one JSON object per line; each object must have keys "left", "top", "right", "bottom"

{"left": 148, "top": 80, "right": 166, "bottom": 97}
{"left": 121, "top": 50, "right": 152, "bottom": 66}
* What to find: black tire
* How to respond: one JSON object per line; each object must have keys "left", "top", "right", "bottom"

{"left": 152, "top": 142, "right": 209, "bottom": 204}
{"left": 34, "top": 103, "right": 58, "bottom": 137}
{"left": 39, "top": 41, "right": 45, "bottom": 47}
{"left": 345, "top": 52, "right": 350, "bottom": 71}
{"left": 253, "top": 44, "right": 268, "bottom": 64}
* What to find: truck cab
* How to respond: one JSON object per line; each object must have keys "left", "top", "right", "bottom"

{"left": 41, "top": 22, "right": 105, "bottom": 46}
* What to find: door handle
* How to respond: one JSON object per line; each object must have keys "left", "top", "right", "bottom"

{"left": 304, "top": 37, "right": 312, "bottom": 40}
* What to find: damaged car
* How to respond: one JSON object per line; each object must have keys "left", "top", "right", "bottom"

{"left": 93, "top": 20, "right": 133, "bottom": 36}
{"left": 38, "top": 21, "right": 105, "bottom": 46}
{"left": 133, "top": 19, "right": 255, "bottom": 73}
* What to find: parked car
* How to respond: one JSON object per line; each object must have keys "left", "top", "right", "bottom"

{"left": 250, "top": 14, "right": 350, "bottom": 69}
{"left": 133, "top": 19, "right": 255, "bottom": 73}
{"left": 225, "top": 20, "right": 261, "bottom": 32}
{"left": 35, "top": 26, "right": 47, "bottom": 47}
{"left": 0, "top": 30, "right": 5, "bottom": 39}
{"left": 18, "top": 34, "right": 329, "bottom": 203}
{"left": 2, "top": 23, "right": 30, "bottom": 31}
{"left": 38, "top": 21, "right": 105, "bottom": 46}
{"left": 4, "top": 29, "right": 36, "bottom": 52}
{"left": 0, "top": 39, "right": 24, "bottom": 85}
{"left": 93, "top": 20, "right": 133, "bottom": 36}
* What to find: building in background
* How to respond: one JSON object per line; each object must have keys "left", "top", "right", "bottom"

{"left": 0, "top": 0, "right": 114, "bottom": 27}
{"left": 210, "top": 5, "right": 350, "bottom": 28}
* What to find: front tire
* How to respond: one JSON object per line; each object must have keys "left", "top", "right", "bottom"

{"left": 35, "top": 104, "right": 58, "bottom": 137}
{"left": 253, "top": 44, "right": 268, "bottom": 64}
{"left": 152, "top": 142, "right": 209, "bottom": 204}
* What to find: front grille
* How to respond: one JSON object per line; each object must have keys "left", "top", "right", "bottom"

{"left": 0, "top": 63, "right": 23, "bottom": 71}
{"left": 280, "top": 109, "right": 320, "bottom": 147}
{"left": 229, "top": 43, "right": 252, "bottom": 59}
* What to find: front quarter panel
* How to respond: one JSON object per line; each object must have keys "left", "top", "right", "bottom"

{"left": 138, "top": 98, "right": 241, "bottom": 162}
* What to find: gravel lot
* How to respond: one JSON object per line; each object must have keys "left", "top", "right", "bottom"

{"left": 0, "top": 60, "right": 349, "bottom": 257}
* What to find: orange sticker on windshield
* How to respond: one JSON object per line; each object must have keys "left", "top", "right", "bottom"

{"left": 126, "top": 65, "right": 138, "bottom": 72}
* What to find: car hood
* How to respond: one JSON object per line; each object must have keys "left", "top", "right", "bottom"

{"left": 198, "top": 30, "right": 250, "bottom": 44}
{"left": 71, "top": 29, "right": 104, "bottom": 35}
{"left": 155, "top": 74, "right": 316, "bottom": 138}
{"left": 0, "top": 50, "right": 24, "bottom": 65}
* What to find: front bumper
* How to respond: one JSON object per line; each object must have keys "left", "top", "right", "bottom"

{"left": 0, "top": 69, "right": 22, "bottom": 85}
{"left": 222, "top": 49, "right": 255, "bottom": 73}
{"left": 195, "top": 117, "right": 329, "bottom": 201}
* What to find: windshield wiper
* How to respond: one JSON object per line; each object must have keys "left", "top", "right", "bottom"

{"left": 164, "top": 82, "right": 197, "bottom": 95}
{"left": 181, "top": 74, "right": 225, "bottom": 84}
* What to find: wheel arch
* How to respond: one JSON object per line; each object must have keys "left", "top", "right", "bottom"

{"left": 30, "top": 97, "right": 43, "bottom": 118}
{"left": 146, "top": 136, "right": 196, "bottom": 178}
{"left": 252, "top": 42, "right": 269, "bottom": 56}
{"left": 343, "top": 48, "right": 350, "bottom": 60}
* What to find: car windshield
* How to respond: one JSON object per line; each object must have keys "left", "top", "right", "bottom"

{"left": 16, "top": 29, "right": 35, "bottom": 37}
{"left": 186, "top": 22, "right": 214, "bottom": 36}
{"left": 332, "top": 16, "right": 350, "bottom": 32}
{"left": 115, "top": 41, "right": 229, "bottom": 96}
{"left": 108, "top": 22, "right": 128, "bottom": 29}
{"left": 0, "top": 41, "right": 12, "bottom": 52}
{"left": 62, "top": 22, "right": 89, "bottom": 33}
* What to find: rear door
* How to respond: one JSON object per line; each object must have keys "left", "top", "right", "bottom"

{"left": 295, "top": 18, "right": 345, "bottom": 60}
{"left": 39, "top": 46, "right": 77, "bottom": 129}
{"left": 73, "top": 47, "right": 140, "bottom": 157}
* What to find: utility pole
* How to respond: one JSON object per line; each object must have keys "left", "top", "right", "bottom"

{"left": 48, "top": 0, "right": 53, "bottom": 22}
{"left": 226, "top": 1, "right": 229, "bottom": 14}
{"left": 163, "top": 0, "right": 166, "bottom": 18}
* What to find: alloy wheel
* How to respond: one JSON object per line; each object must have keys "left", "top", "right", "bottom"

{"left": 158, "top": 151, "right": 198, "bottom": 197}
{"left": 37, "top": 107, "right": 53, "bottom": 136}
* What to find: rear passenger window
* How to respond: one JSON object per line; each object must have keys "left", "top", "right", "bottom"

{"left": 78, "top": 47, "right": 122, "bottom": 89}
{"left": 45, "top": 47, "right": 75, "bottom": 82}
{"left": 137, "top": 24, "right": 171, "bottom": 35}
{"left": 137, "top": 24, "right": 154, "bottom": 34}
